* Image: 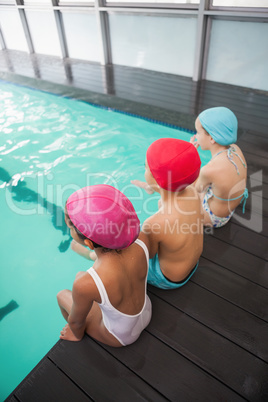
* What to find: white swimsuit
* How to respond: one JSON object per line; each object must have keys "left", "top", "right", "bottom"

{"left": 87, "top": 239, "right": 152, "bottom": 346}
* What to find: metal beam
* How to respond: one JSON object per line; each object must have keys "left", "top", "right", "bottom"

{"left": 51, "top": 0, "right": 69, "bottom": 58}
{"left": 17, "top": 8, "right": 34, "bottom": 53}
{"left": 192, "top": 0, "right": 209, "bottom": 82}
{"left": 205, "top": 10, "right": 268, "bottom": 19}
{"left": 0, "top": 23, "right": 6, "bottom": 50}
{"left": 15, "top": 0, "right": 34, "bottom": 53}
{"left": 95, "top": 0, "right": 112, "bottom": 65}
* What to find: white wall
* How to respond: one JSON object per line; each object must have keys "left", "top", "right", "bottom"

{"left": 61, "top": 11, "right": 101, "bottom": 62}
{"left": 0, "top": 9, "right": 28, "bottom": 52}
{"left": 109, "top": 14, "right": 197, "bottom": 77}
{"left": 25, "top": 10, "right": 62, "bottom": 57}
{"left": 206, "top": 19, "right": 268, "bottom": 91}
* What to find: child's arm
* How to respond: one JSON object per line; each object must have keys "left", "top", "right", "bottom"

{"left": 141, "top": 216, "right": 159, "bottom": 259}
{"left": 194, "top": 165, "right": 212, "bottom": 193}
{"left": 71, "top": 240, "right": 97, "bottom": 261}
{"left": 131, "top": 180, "right": 155, "bottom": 194}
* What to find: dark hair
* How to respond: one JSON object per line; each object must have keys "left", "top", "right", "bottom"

{"left": 65, "top": 209, "right": 121, "bottom": 254}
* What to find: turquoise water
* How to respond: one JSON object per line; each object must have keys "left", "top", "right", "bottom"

{"left": 0, "top": 81, "right": 210, "bottom": 400}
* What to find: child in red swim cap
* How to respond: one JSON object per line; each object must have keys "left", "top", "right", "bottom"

{"left": 57, "top": 184, "right": 152, "bottom": 346}
{"left": 136, "top": 138, "right": 203, "bottom": 289}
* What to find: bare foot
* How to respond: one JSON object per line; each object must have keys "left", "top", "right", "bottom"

{"left": 131, "top": 180, "right": 155, "bottom": 194}
{"left": 60, "top": 324, "right": 83, "bottom": 342}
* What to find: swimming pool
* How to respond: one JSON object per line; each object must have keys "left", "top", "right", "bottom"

{"left": 0, "top": 80, "right": 210, "bottom": 400}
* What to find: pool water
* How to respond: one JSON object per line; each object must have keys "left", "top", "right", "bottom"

{"left": 0, "top": 80, "right": 210, "bottom": 400}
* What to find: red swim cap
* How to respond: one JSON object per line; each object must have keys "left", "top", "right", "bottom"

{"left": 146, "top": 138, "right": 201, "bottom": 192}
{"left": 66, "top": 184, "right": 140, "bottom": 249}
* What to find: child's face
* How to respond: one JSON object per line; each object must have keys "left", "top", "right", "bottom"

{"left": 195, "top": 117, "right": 212, "bottom": 150}
{"left": 144, "top": 158, "right": 156, "bottom": 188}
{"left": 65, "top": 211, "right": 83, "bottom": 244}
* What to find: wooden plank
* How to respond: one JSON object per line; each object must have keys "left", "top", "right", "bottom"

{"left": 100, "top": 333, "right": 245, "bottom": 401}
{"left": 209, "top": 223, "right": 268, "bottom": 260}
{"left": 237, "top": 136, "right": 268, "bottom": 159}
{"left": 216, "top": 205, "right": 267, "bottom": 230}
{"left": 196, "top": 93, "right": 268, "bottom": 118}
{"left": 148, "top": 283, "right": 268, "bottom": 361}
{"left": 244, "top": 152, "right": 268, "bottom": 183}
{"left": 193, "top": 258, "right": 268, "bottom": 321}
{"left": 232, "top": 194, "right": 268, "bottom": 223}
{"left": 9, "top": 358, "right": 92, "bottom": 402}
{"left": 196, "top": 80, "right": 268, "bottom": 108}
{"left": 239, "top": 130, "right": 268, "bottom": 144}
{"left": 203, "top": 236, "right": 268, "bottom": 288}
{"left": 48, "top": 338, "right": 167, "bottom": 402}
{"left": 147, "top": 293, "right": 268, "bottom": 401}
{"left": 4, "top": 397, "right": 18, "bottom": 402}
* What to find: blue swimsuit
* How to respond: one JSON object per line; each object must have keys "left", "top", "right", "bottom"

{"left": 147, "top": 256, "right": 199, "bottom": 290}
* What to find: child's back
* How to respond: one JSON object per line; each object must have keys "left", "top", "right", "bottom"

{"left": 57, "top": 185, "right": 152, "bottom": 346}
{"left": 143, "top": 186, "right": 203, "bottom": 283}
{"left": 201, "top": 144, "right": 247, "bottom": 217}
{"left": 192, "top": 107, "right": 248, "bottom": 227}
{"left": 142, "top": 138, "right": 203, "bottom": 289}
{"left": 90, "top": 236, "right": 150, "bottom": 315}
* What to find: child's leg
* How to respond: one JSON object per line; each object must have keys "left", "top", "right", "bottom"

{"left": 57, "top": 289, "right": 72, "bottom": 321}
{"left": 71, "top": 240, "right": 97, "bottom": 260}
{"left": 57, "top": 289, "right": 122, "bottom": 347}
{"left": 84, "top": 302, "right": 122, "bottom": 347}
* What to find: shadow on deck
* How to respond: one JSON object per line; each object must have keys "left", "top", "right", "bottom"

{"left": 2, "top": 50, "right": 268, "bottom": 402}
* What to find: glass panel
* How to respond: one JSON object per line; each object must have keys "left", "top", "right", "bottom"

{"left": 24, "top": 1, "right": 52, "bottom": 4}
{"left": 0, "top": 1, "right": 15, "bottom": 5}
{"left": 25, "top": 10, "right": 62, "bottom": 56}
{"left": 106, "top": 0, "right": 199, "bottom": 3}
{"left": 61, "top": 11, "right": 101, "bottom": 62}
{"left": 109, "top": 14, "right": 197, "bottom": 77}
{"left": 212, "top": 0, "right": 268, "bottom": 7}
{"left": 58, "top": 0, "right": 94, "bottom": 4}
{"left": 206, "top": 19, "right": 268, "bottom": 91}
{"left": 0, "top": 9, "right": 28, "bottom": 51}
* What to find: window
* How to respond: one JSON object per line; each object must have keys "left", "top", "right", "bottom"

{"left": 212, "top": 0, "right": 268, "bottom": 7}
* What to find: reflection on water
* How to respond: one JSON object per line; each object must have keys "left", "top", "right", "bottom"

{"left": 0, "top": 300, "right": 19, "bottom": 321}
{"left": 0, "top": 167, "right": 71, "bottom": 252}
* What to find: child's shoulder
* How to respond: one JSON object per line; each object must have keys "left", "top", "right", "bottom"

{"left": 200, "top": 160, "right": 217, "bottom": 179}
{"left": 142, "top": 211, "right": 166, "bottom": 235}
{"left": 232, "top": 143, "right": 246, "bottom": 158}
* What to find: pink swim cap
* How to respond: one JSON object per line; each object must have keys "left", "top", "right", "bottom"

{"left": 66, "top": 184, "right": 140, "bottom": 249}
{"left": 147, "top": 138, "right": 201, "bottom": 192}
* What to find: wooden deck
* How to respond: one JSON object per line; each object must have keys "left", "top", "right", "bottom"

{"left": 2, "top": 50, "right": 268, "bottom": 402}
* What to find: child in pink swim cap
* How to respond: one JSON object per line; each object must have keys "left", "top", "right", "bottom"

{"left": 57, "top": 184, "right": 152, "bottom": 346}
{"left": 133, "top": 138, "right": 203, "bottom": 290}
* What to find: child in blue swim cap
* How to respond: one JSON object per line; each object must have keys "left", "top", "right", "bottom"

{"left": 190, "top": 107, "right": 248, "bottom": 228}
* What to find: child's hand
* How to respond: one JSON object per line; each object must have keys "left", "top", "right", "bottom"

{"left": 190, "top": 134, "right": 199, "bottom": 149}
{"left": 60, "top": 324, "right": 83, "bottom": 342}
{"left": 71, "top": 240, "right": 91, "bottom": 260}
{"left": 89, "top": 251, "right": 97, "bottom": 261}
{"left": 131, "top": 180, "right": 155, "bottom": 194}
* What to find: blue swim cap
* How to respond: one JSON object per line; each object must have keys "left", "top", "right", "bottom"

{"left": 198, "top": 107, "right": 238, "bottom": 146}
